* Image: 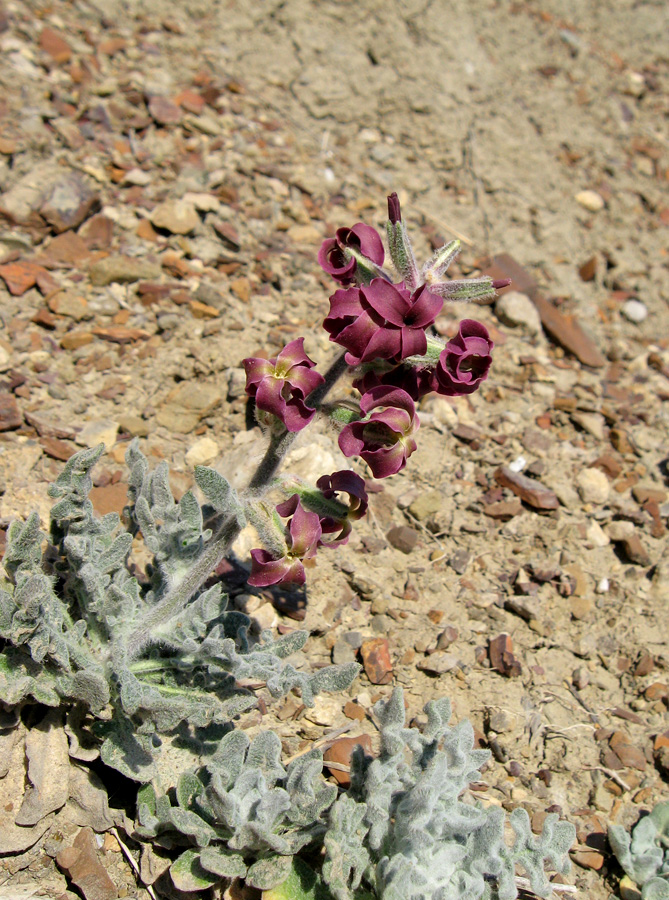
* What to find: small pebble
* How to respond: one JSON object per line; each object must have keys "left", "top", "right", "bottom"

{"left": 621, "top": 299, "right": 648, "bottom": 323}
{"left": 495, "top": 291, "right": 542, "bottom": 335}
{"left": 576, "top": 467, "right": 609, "bottom": 505}
{"left": 575, "top": 189, "right": 605, "bottom": 212}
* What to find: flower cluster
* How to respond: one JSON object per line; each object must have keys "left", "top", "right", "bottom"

{"left": 241, "top": 194, "right": 507, "bottom": 588}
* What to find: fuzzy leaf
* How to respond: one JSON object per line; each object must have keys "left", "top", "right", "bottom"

{"left": 170, "top": 850, "right": 219, "bottom": 892}
{"left": 194, "top": 466, "right": 243, "bottom": 519}
{"left": 198, "top": 846, "right": 247, "bottom": 879}
{"left": 262, "top": 857, "right": 337, "bottom": 900}
{"left": 246, "top": 855, "right": 294, "bottom": 890}
{"left": 168, "top": 808, "right": 218, "bottom": 847}
{"left": 98, "top": 718, "right": 157, "bottom": 782}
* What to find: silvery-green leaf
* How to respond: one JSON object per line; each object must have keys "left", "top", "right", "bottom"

{"left": 170, "top": 850, "right": 218, "bottom": 892}
{"left": 198, "top": 846, "right": 247, "bottom": 879}
{"left": 245, "top": 854, "right": 293, "bottom": 890}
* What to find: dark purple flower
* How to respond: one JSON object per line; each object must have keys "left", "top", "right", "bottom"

{"left": 315, "top": 470, "right": 368, "bottom": 545}
{"left": 434, "top": 319, "right": 493, "bottom": 396}
{"left": 276, "top": 471, "right": 368, "bottom": 548}
{"left": 339, "top": 386, "right": 419, "bottom": 479}
{"left": 243, "top": 338, "right": 324, "bottom": 432}
{"left": 324, "top": 278, "right": 443, "bottom": 366}
{"left": 318, "top": 223, "right": 385, "bottom": 285}
{"left": 248, "top": 501, "right": 322, "bottom": 587}
{"left": 352, "top": 364, "right": 435, "bottom": 402}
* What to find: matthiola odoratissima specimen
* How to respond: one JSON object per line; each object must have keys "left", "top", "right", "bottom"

{"left": 241, "top": 194, "right": 504, "bottom": 579}
{"left": 243, "top": 338, "right": 324, "bottom": 432}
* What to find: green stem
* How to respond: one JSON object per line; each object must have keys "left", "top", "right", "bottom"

{"left": 126, "top": 351, "right": 349, "bottom": 661}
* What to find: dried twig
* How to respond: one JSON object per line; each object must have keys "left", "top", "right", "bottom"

{"left": 111, "top": 827, "right": 157, "bottom": 900}
{"left": 582, "top": 765, "right": 631, "bottom": 793}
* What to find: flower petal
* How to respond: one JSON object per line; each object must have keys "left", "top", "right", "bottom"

{"left": 243, "top": 357, "right": 274, "bottom": 392}
{"left": 407, "top": 284, "right": 443, "bottom": 327}
{"left": 398, "top": 326, "right": 427, "bottom": 360}
{"left": 288, "top": 502, "right": 322, "bottom": 557}
{"left": 248, "top": 549, "right": 291, "bottom": 587}
{"left": 338, "top": 423, "right": 366, "bottom": 459}
{"left": 360, "top": 279, "right": 410, "bottom": 327}
{"left": 275, "top": 337, "right": 316, "bottom": 371}
{"left": 361, "top": 442, "right": 408, "bottom": 478}
{"left": 360, "top": 385, "right": 416, "bottom": 419}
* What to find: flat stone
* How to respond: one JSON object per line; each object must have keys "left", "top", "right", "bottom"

{"left": 576, "top": 468, "right": 610, "bottom": 505}
{"left": 92, "top": 325, "right": 150, "bottom": 344}
{"left": 79, "top": 214, "right": 114, "bottom": 250}
{"left": 186, "top": 437, "right": 219, "bottom": 467}
{"left": 189, "top": 299, "right": 219, "bottom": 318}
{"left": 40, "top": 173, "right": 99, "bottom": 233}
{"left": 0, "top": 392, "right": 22, "bottom": 430}
{"left": 156, "top": 382, "right": 222, "bottom": 433}
{"left": 150, "top": 200, "right": 199, "bottom": 235}
{"left": 495, "top": 290, "right": 542, "bottom": 335}
{"left": 39, "top": 26, "right": 72, "bottom": 62}
{"left": 408, "top": 489, "right": 443, "bottom": 521}
{"left": 386, "top": 525, "right": 418, "bottom": 554}
{"left": 484, "top": 498, "right": 522, "bottom": 520}
{"left": 571, "top": 849, "right": 605, "bottom": 870}
{"left": 56, "top": 827, "right": 118, "bottom": 900}
{"left": 117, "top": 414, "right": 149, "bottom": 437}
{"left": 49, "top": 292, "right": 89, "bottom": 320}
{"left": 360, "top": 637, "right": 393, "bottom": 685}
{"left": 75, "top": 419, "right": 119, "bottom": 451}
{"left": 24, "top": 411, "right": 77, "bottom": 439}
{"left": 0, "top": 261, "right": 48, "bottom": 296}
{"left": 45, "top": 231, "right": 91, "bottom": 265}
{"left": 417, "top": 652, "right": 459, "bottom": 675}
{"left": 148, "top": 95, "right": 182, "bottom": 125}
{"left": 494, "top": 466, "right": 559, "bottom": 510}
{"left": 621, "top": 533, "right": 651, "bottom": 566}
{"left": 61, "top": 331, "right": 95, "bottom": 350}
{"left": 89, "top": 256, "right": 161, "bottom": 286}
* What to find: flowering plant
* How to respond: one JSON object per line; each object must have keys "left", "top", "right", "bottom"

{"left": 240, "top": 193, "right": 508, "bottom": 585}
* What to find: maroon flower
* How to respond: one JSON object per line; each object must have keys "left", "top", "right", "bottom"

{"left": 324, "top": 278, "right": 443, "bottom": 366}
{"left": 248, "top": 501, "right": 322, "bottom": 587}
{"left": 276, "top": 471, "right": 368, "bottom": 548}
{"left": 243, "top": 338, "right": 325, "bottom": 432}
{"left": 338, "top": 386, "right": 419, "bottom": 478}
{"left": 315, "top": 470, "right": 368, "bottom": 545}
{"left": 434, "top": 319, "right": 493, "bottom": 396}
{"left": 318, "top": 223, "right": 385, "bottom": 285}
{"left": 352, "top": 364, "right": 435, "bottom": 402}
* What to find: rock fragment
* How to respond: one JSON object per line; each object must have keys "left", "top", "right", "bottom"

{"left": 57, "top": 827, "right": 118, "bottom": 900}
{"left": 89, "top": 256, "right": 161, "bottom": 286}
{"left": 323, "top": 734, "right": 373, "bottom": 787}
{"left": 576, "top": 468, "right": 610, "bottom": 505}
{"left": 494, "top": 466, "right": 559, "bottom": 511}
{"left": 40, "top": 173, "right": 99, "bottom": 233}
{"left": 575, "top": 190, "right": 605, "bottom": 212}
{"left": 0, "top": 392, "right": 22, "bottom": 430}
{"left": 360, "top": 638, "right": 392, "bottom": 684}
{"left": 488, "top": 633, "right": 522, "bottom": 677}
{"left": 151, "top": 199, "right": 199, "bottom": 234}
{"left": 156, "top": 382, "right": 222, "bottom": 433}
{"left": 386, "top": 525, "right": 418, "bottom": 554}
{"left": 495, "top": 290, "right": 542, "bottom": 335}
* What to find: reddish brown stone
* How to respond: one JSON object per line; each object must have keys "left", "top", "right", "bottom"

{"left": 482, "top": 254, "right": 605, "bottom": 367}
{"left": 488, "top": 633, "right": 522, "bottom": 677}
{"left": 609, "top": 732, "right": 647, "bottom": 771}
{"left": 32, "top": 308, "right": 57, "bottom": 329}
{"left": 483, "top": 498, "right": 522, "bottom": 520}
{"left": 45, "top": 231, "right": 91, "bottom": 265}
{"left": 40, "top": 437, "right": 77, "bottom": 461}
{"left": 148, "top": 95, "right": 182, "bottom": 125}
{"left": 97, "top": 37, "right": 126, "bottom": 55}
{"left": 24, "top": 411, "right": 77, "bottom": 440}
{"left": 654, "top": 731, "right": 669, "bottom": 751}
{"left": 633, "top": 652, "right": 654, "bottom": 677}
{"left": 174, "top": 88, "right": 206, "bottom": 114}
{"left": 56, "top": 827, "right": 117, "bottom": 900}
{"left": 78, "top": 215, "right": 113, "bottom": 250}
{"left": 645, "top": 683, "right": 668, "bottom": 702}
{"left": 571, "top": 849, "right": 604, "bottom": 870}
{"left": 0, "top": 261, "right": 47, "bottom": 296}
{"left": 578, "top": 256, "right": 598, "bottom": 282}
{"left": 621, "top": 534, "right": 651, "bottom": 566}
{"left": 360, "top": 638, "right": 393, "bottom": 685}
{"left": 0, "top": 392, "right": 21, "bottom": 430}
{"left": 494, "top": 466, "right": 559, "bottom": 511}
{"left": 343, "top": 700, "right": 366, "bottom": 722}
{"left": 39, "top": 27, "right": 72, "bottom": 63}
{"left": 61, "top": 331, "right": 95, "bottom": 350}
{"left": 91, "top": 326, "right": 150, "bottom": 344}
{"left": 324, "top": 734, "right": 373, "bottom": 787}
{"left": 386, "top": 525, "right": 418, "bottom": 554}
{"left": 189, "top": 299, "right": 219, "bottom": 319}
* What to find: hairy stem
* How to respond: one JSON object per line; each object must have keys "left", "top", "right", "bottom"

{"left": 126, "top": 351, "right": 349, "bottom": 660}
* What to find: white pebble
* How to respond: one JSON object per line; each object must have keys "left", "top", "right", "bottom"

{"left": 621, "top": 299, "right": 648, "bottom": 324}
{"left": 575, "top": 190, "right": 605, "bottom": 212}
{"left": 509, "top": 456, "right": 527, "bottom": 473}
{"left": 596, "top": 578, "right": 609, "bottom": 594}
{"left": 576, "top": 467, "right": 609, "bottom": 505}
